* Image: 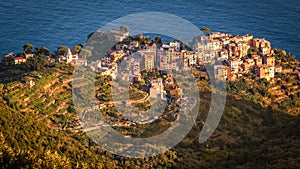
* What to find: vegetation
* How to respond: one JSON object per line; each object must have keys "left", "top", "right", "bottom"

{"left": 200, "top": 28, "right": 211, "bottom": 35}
{"left": 0, "top": 41, "right": 299, "bottom": 168}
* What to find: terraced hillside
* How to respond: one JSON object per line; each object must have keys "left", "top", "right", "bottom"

{"left": 0, "top": 64, "right": 299, "bottom": 168}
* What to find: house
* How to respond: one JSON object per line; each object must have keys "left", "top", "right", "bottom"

{"left": 242, "top": 34, "right": 254, "bottom": 44}
{"left": 262, "top": 55, "right": 275, "bottom": 67}
{"left": 260, "top": 40, "right": 271, "bottom": 55}
{"left": 228, "top": 59, "right": 242, "bottom": 74}
{"left": 165, "top": 74, "right": 175, "bottom": 88}
{"left": 214, "top": 65, "right": 231, "bottom": 80}
{"left": 254, "top": 65, "right": 274, "bottom": 80}
{"left": 269, "top": 66, "right": 275, "bottom": 78}
{"left": 131, "top": 62, "right": 141, "bottom": 76}
{"left": 66, "top": 48, "right": 78, "bottom": 63}
{"left": 149, "top": 78, "right": 165, "bottom": 100}
{"left": 187, "top": 53, "right": 197, "bottom": 66}
{"left": 56, "top": 48, "right": 78, "bottom": 63}
{"left": 25, "top": 53, "right": 34, "bottom": 59}
{"left": 13, "top": 57, "right": 26, "bottom": 64}
{"left": 227, "top": 42, "right": 238, "bottom": 57}
{"left": 241, "top": 62, "right": 251, "bottom": 72}
{"left": 142, "top": 52, "right": 155, "bottom": 71}
{"left": 254, "top": 65, "right": 265, "bottom": 79}
{"left": 252, "top": 38, "right": 262, "bottom": 49}
{"left": 202, "top": 50, "right": 215, "bottom": 63}
{"left": 211, "top": 39, "right": 223, "bottom": 51}
{"left": 236, "top": 42, "right": 250, "bottom": 58}
{"left": 251, "top": 55, "right": 263, "bottom": 66}
{"left": 218, "top": 49, "right": 229, "bottom": 61}
{"left": 169, "top": 41, "right": 181, "bottom": 52}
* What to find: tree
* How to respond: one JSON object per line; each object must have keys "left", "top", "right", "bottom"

{"left": 35, "top": 47, "right": 52, "bottom": 56}
{"left": 79, "top": 48, "right": 92, "bottom": 59}
{"left": 25, "top": 54, "right": 48, "bottom": 71}
{"left": 120, "top": 26, "right": 130, "bottom": 33}
{"left": 56, "top": 46, "right": 68, "bottom": 56}
{"left": 73, "top": 44, "right": 82, "bottom": 54}
{"left": 200, "top": 28, "right": 211, "bottom": 35}
{"left": 144, "top": 37, "right": 153, "bottom": 44}
{"left": 16, "top": 53, "right": 25, "bottom": 58}
{"left": 154, "top": 36, "right": 162, "bottom": 44}
{"left": 136, "top": 34, "right": 144, "bottom": 41}
{"left": 23, "top": 44, "right": 33, "bottom": 54}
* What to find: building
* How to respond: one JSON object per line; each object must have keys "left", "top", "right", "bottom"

{"left": 262, "top": 55, "right": 275, "bottom": 67}
{"left": 143, "top": 53, "right": 155, "bottom": 70}
{"left": 149, "top": 78, "right": 165, "bottom": 100}
{"left": 237, "top": 42, "right": 250, "bottom": 58}
{"left": 241, "top": 62, "right": 251, "bottom": 72}
{"left": 56, "top": 48, "right": 78, "bottom": 63}
{"left": 251, "top": 55, "right": 263, "bottom": 66}
{"left": 254, "top": 65, "right": 265, "bottom": 79}
{"left": 214, "top": 65, "right": 231, "bottom": 80}
{"left": 25, "top": 53, "right": 34, "bottom": 59}
{"left": 227, "top": 42, "right": 238, "bottom": 57}
{"left": 187, "top": 53, "right": 197, "bottom": 66}
{"left": 169, "top": 41, "right": 181, "bottom": 52}
{"left": 13, "top": 57, "right": 26, "bottom": 64}
{"left": 228, "top": 59, "right": 242, "bottom": 74}
{"left": 254, "top": 65, "right": 274, "bottom": 80}
{"left": 218, "top": 49, "right": 229, "bottom": 61}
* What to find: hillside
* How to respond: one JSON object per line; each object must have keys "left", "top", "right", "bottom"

{"left": 0, "top": 64, "right": 299, "bottom": 168}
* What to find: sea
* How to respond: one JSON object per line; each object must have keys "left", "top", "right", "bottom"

{"left": 0, "top": 0, "right": 299, "bottom": 59}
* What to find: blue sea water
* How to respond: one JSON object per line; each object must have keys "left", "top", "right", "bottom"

{"left": 0, "top": 0, "right": 299, "bottom": 59}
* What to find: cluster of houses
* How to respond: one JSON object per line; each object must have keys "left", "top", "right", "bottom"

{"left": 87, "top": 30, "right": 284, "bottom": 83}
{"left": 1, "top": 28, "right": 284, "bottom": 83}
{"left": 1, "top": 45, "right": 88, "bottom": 66}
{"left": 194, "top": 32, "right": 283, "bottom": 81}
{"left": 1, "top": 52, "right": 33, "bottom": 65}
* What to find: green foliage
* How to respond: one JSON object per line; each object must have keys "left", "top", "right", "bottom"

{"left": 200, "top": 27, "right": 211, "bottom": 33}
{"left": 79, "top": 48, "right": 92, "bottom": 59}
{"left": 154, "top": 36, "right": 162, "bottom": 44}
{"left": 35, "top": 47, "right": 52, "bottom": 56}
{"left": 55, "top": 46, "right": 68, "bottom": 56}
{"left": 25, "top": 54, "right": 48, "bottom": 71}
{"left": 23, "top": 44, "right": 33, "bottom": 54}
{"left": 120, "top": 25, "right": 130, "bottom": 33}
{"left": 72, "top": 44, "right": 82, "bottom": 54}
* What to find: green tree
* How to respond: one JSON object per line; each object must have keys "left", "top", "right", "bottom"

{"left": 200, "top": 27, "right": 211, "bottom": 35}
{"left": 154, "top": 36, "right": 162, "bottom": 44}
{"left": 35, "top": 47, "right": 52, "bottom": 56}
{"left": 136, "top": 34, "right": 144, "bottom": 41}
{"left": 25, "top": 54, "right": 48, "bottom": 71}
{"left": 23, "top": 44, "right": 33, "bottom": 54}
{"left": 79, "top": 48, "right": 92, "bottom": 59}
{"left": 55, "top": 46, "right": 68, "bottom": 56}
{"left": 73, "top": 44, "right": 83, "bottom": 54}
{"left": 120, "top": 25, "right": 130, "bottom": 33}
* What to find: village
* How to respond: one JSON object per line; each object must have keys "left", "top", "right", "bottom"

{"left": 1, "top": 27, "right": 289, "bottom": 83}
{"left": 1, "top": 27, "right": 299, "bottom": 132}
